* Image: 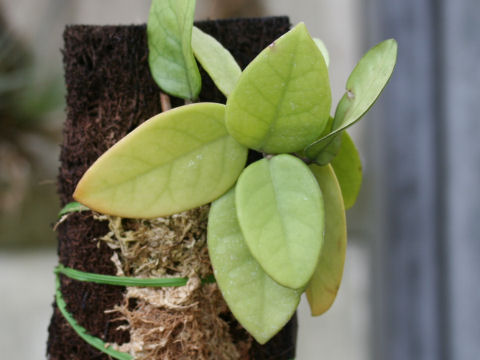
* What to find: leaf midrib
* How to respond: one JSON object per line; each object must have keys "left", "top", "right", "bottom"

{"left": 153, "top": 0, "right": 196, "bottom": 98}
{"left": 93, "top": 135, "right": 229, "bottom": 194}
{"left": 266, "top": 160, "right": 296, "bottom": 272}
{"left": 258, "top": 40, "right": 300, "bottom": 150}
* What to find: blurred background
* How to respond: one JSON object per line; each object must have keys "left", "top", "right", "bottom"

{"left": 0, "top": 0, "right": 478, "bottom": 359}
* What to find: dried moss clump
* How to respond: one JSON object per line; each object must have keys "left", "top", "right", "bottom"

{"left": 97, "top": 206, "right": 251, "bottom": 360}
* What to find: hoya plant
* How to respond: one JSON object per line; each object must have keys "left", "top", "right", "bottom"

{"left": 73, "top": 0, "right": 397, "bottom": 345}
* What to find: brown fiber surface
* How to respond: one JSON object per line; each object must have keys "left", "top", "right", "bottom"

{"left": 47, "top": 17, "right": 297, "bottom": 360}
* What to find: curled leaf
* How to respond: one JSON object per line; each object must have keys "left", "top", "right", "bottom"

{"left": 306, "top": 164, "right": 347, "bottom": 316}
{"left": 147, "top": 0, "right": 201, "bottom": 99}
{"left": 235, "top": 154, "right": 324, "bottom": 289}
{"left": 331, "top": 131, "right": 362, "bottom": 209}
{"left": 192, "top": 26, "right": 242, "bottom": 97}
{"left": 226, "top": 22, "right": 331, "bottom": 154}
{"left": 208, "top": 189, "right": 301, "bottom": 344}
{"left": 74, "top": 103, "right": 247, "bottom": 218}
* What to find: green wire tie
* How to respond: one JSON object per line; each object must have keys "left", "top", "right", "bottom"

{"left": 55, "top": 266, "right": 215, "bottom": 360}
{"left": 55, "top": 265, "right": 215, "bottom": 287}
{"left": 54, "top": 200, "right": 215, "bottom": 359}
{"left": 54, "top": 202, "right": 295, "bottom": 360}
{"left": 55, "top": 274, "right": 133, "bottom": 360}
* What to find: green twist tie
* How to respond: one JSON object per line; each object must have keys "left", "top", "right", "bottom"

{"left": 55, "top": 266, "right": 215, "bottom": 359}
{"left": 54, "top": 203, "right": 294, "bottom": 359}
{"left": 55, "top": 274, "right": 133, "bottom": 360}
{"left": 55, "top": 265, "right": 215, "bottom": 287}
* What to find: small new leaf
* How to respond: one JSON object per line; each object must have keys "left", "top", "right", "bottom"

{"left": 331, "top": 131, "right": 362, "bottom": 209}
{"left": 306, "top": 164, "right": 347, "bottom": 316}
{"left": 226, "top": 22, "right": 331, "bottom": 154}
{"left": 74, "top": 103, "right": 247, "bottom": 218}
{"left": 208, "top": 189, "right": 301, "bottom": 344}
{"left": 192, "top": 26, "right": 242, "bottom": 97}
{"left": 147, "top": 0, "right": 201, "bottom": 99}
{"left": 235, "top": 154, "right": 325, "bottom": 289}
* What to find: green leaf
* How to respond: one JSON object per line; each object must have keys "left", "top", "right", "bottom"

{"left": 226, "top": 22, "right": 331, "bottom": 154}
{"left": 306, "top": 164, "right": 347, "bottom": 316}
{"left": 235, "top": 154, "right": 324, "bottom": 289}
{"left": 311, "top": 133, "right": 343, "bottom": 165}
{"left": 303, "top": 117, "right": 343, "bottom": 165}
{"left": 191, "top": 26, "right": 242, "bottom": 97}
{"left": 58, "top": 202, "right": 90, "bottom": 218}
{"left": 147, "top": 0, "right": 201, "bottom": 99}
{"left": 313, "top": 38, "right": 330, "bottom": 67}
{"left": 308, "top": 39, "right": 397, "bottom": 148}
{"left": 74, "top": 103, "right": 247, "bottom": 218}
{"left": 331, "top": 131, "right": 362, "bottom": 209}
{"left": 208, "top": 189, "right": 301, "bottom": 344}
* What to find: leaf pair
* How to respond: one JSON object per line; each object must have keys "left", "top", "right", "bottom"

{"left": 208, "top": 159, "right": 347, "bottom": 342}
{"left": 148, "top": 0, "right": 242, "bottom": 99}
{"left": 208, "top": 188, "right": 302, "bottom": 345}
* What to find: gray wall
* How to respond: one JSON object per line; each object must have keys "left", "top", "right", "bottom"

{"left": 365, "top": 0, "right": 480, "bottom": 359}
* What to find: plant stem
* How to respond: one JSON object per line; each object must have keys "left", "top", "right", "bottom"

{"left": 160, "top": 92, "right": 172, "bottom": 112}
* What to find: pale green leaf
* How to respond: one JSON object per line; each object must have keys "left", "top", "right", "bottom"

{"left": 147, "top": 0, "right": 201, "bottom": 99}
{"left": 306, "top": 164, "right": 347, "bottom": 316}
{"left": 235, "top": 154, "right": 324, "bottom": 289}
{"left": 311, "top": 134, "right": 343, "bottom": 165}
{"left": 226, "top": 22, "right": 331, "bottom": 154}
{"left": 191, "top": 26, "right": 241, "bottom": 97}
{"left": 208, "top": 189, "right": 301, "bottom": 344}
{"left": 331, "top": 131, "right": 362, "bottom": 209}
{"left": 74, "top": 103, "right": 247, "bottom": 218}
{"left": 313, "top": 38, "right": 330, "bottom": 67}
{"left": 308, "top": 39, "right": 397, "bottom": 148}
{"left": 303, "top": 116, "right": 342, "bottom": 165}
{"left": 58, "top": 202, "right": 90, "bottom": 218}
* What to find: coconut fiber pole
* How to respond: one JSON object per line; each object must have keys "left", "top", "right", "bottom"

{"left": 47, "top": 17, "right": 297, "bottom": 360}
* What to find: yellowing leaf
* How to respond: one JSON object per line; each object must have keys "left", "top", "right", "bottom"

{"left": 208, "top": 189, "right": 301, "bottom": 344}
{"left": 226, "top": 23, "right": 331, "bottom": 154}
{"left": 306, "top": 164, "right": 347, "bottom": 316}
{"left": 74, "top": 103, "right": 247, "bottom": 218}
{"left": 192, "top": 26, "right": 242, "bottom": 97}
{"left": 235, "top": 154, "right": 324, "bottom": 289}
{"left": 147, "top": 0, "right": 201, "bottom": 99}
{"left": 331, "top": 132, "right": 362, "bottom": 209}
